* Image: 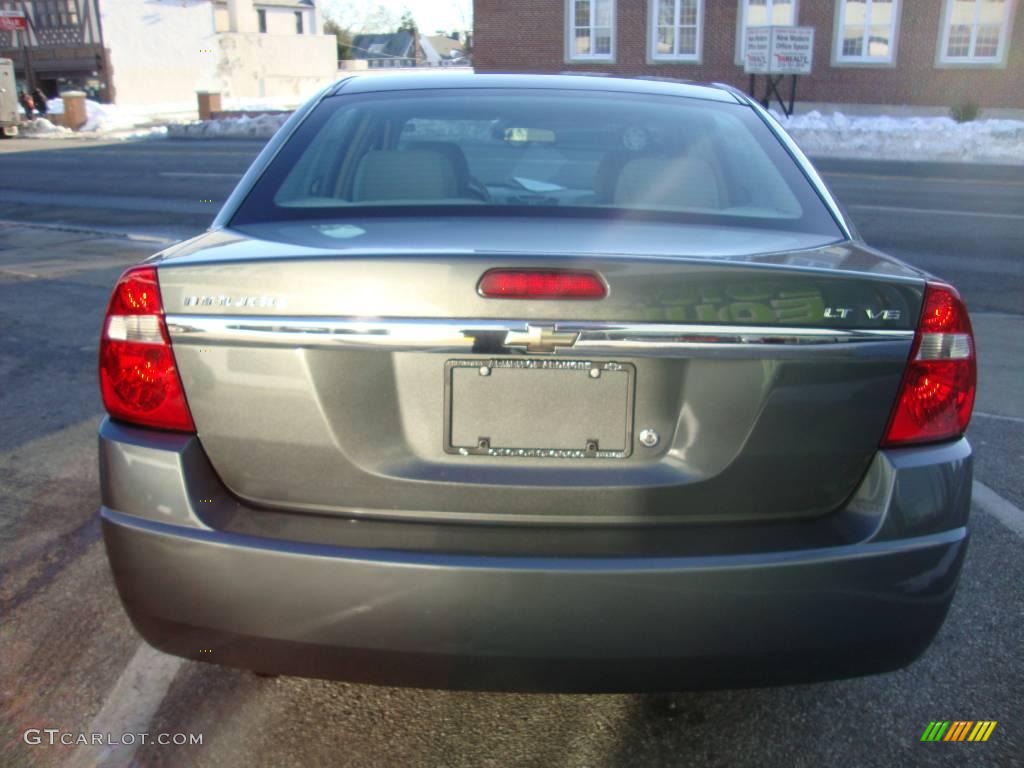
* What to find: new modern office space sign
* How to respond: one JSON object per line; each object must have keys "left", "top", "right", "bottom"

{"left": 745, "top": 26, "right": 815, "bottom": 115}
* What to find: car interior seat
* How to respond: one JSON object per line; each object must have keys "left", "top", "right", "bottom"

{"left": 405, "top": 141, "right": 490, "bottom": 201}
{"left": 613, "top": 154, "right": 723, "bottom": 210}
{"left": 352, "top": 149, "right": 461, "bottom": 202}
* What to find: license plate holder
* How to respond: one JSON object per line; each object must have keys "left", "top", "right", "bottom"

{"left": 444, "top": 359, "right": 635, "bottom": 458}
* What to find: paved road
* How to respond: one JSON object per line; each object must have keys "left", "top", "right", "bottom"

{"left": 0, "top": 138, "right": 1022, "bottom": 767}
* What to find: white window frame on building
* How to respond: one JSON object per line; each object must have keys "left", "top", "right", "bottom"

{"left": 936, "top": 0, "right": 1016, "bottom": 67}
{"left": 734, "top": 0, "right": 799, "bottom": 65}
{"left": 565, "top": 0, "right": 616, "bottom": 62}
{"left": 832, "top": 0, "right": 901, "bottom": 66}
{"left": 649, "top": 0, "right": 704, "bottom": 63}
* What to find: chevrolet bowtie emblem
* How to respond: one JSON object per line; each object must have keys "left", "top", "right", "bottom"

{"left": 504, "top": 325, "right": 579, "bottom": 354}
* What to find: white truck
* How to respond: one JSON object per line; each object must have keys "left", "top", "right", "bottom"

{"left": 0, "top": 58, "right": 20, "bottom": 137}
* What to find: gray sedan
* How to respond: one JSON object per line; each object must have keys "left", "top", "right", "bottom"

{"left": 97, "top": 73, "right": 976, "bottom": 692}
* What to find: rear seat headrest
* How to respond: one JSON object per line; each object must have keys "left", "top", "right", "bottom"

{"left": 352, "top": 150, "right": 459, "bottom": 202}
{"left": 405, "top": 141, "right": 472, "bottom": 190}
{"left": 613, "top": 155, "right": 722, "bottom": 210}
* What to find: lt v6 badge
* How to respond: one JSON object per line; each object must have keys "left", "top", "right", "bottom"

{"left": 824, "top": 307, "right": 902, "bottom": 321}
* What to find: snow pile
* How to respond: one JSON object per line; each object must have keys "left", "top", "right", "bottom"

{"left": 22, "top": 95, "right": 297, "bottom": 140}
{"left": 19, "top": 117, "right": 72, "bottom": 136}
{"left": 24, "top": 98, "right": 167, "bottom": 139}
{"left": 83, "top": 102, "right": 146, "bottom": 133}
{"left": 167, "top": 112, "right": 291, "bottom": 140}
{"left": 222, "top": 97, "right": 301, "bottom": 112}
{"left": 47, "top": 95, "right": 297, "bottom": 121}
{"left": 44, "top": 97, "right": 155, "bottom": 132}
{"left": 777, "top": 110, "right": 1024, "bottom": 164}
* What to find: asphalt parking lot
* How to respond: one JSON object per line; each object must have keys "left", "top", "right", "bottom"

{"left": 0, "top": 138, "right": 1022, "bottom": 768}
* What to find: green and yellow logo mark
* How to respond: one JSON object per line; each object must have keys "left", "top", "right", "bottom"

{"left": 921, "top": 721, "right": 997, "bottom": 742}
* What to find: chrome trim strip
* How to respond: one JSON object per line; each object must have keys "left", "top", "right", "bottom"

{"left": 167, "top": 315, "right": 913, "bottom": 357}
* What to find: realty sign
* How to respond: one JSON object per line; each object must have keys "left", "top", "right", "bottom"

{"left": 0, "top": 10, "right": 28, "bottom": 31}
{"left": 744, "top": 26, "right": 814, "bottom": 75}
{"left": 771, "top": 27, "right": 815, "bottom": 74}
{"left": 743, "top": 28, "right": 771, "bottom": 74}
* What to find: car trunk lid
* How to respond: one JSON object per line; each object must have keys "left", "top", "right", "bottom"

{"left": 158, "top": 221, "right": 923, "bottom": 525}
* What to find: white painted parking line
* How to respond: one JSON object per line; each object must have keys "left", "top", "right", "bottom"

{"left": 848, "top": 204, "right": 1024, "bottom": 221}
{"left": 0, "top": 267, "right": 41, "bottom": 279}
{"left": 974, "top": 411, "right": 1024, "bottom": 425}
{"left": 66, "top": 643, "right": 184, "bottom": 768}
{"left": 824, "top": 171, "right": 1024, "bottom": 187}
{"left": 159, "top": 171, "right": 240, "bottom": 178}
{"left": 0, "top": 219, "right": 183, "bottom": 245}
{"left": 85, "top": 148, "right": 259, "bottom": 158}
{"left": 973, "top": 481, "right": 1024, "bottom": 539}
{"left": 0, "top": 189, "right": 212, "bottom": 215}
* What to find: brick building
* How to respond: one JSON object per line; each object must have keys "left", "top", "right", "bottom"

{"left": 473, "top": 0, "right": 1024, "bottom": 109}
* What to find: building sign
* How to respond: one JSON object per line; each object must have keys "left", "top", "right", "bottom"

{"left": 771, "top": 27, "right": 814, "bottom": 74}
{"left": 744, "top": 28, "right": 771, "bottom": 74}
{"left": 744, "top": 26, "right": 815, "bottom": 75}
{"left": 0, "top": 10, "right": 28, "bottom": 31}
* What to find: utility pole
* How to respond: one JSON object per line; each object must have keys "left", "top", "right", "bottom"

{"left": 22, "top": 34, "right": 34, "bottom": 90}
{"left": 93, "top": 0, "right": 112, "bottom": 102}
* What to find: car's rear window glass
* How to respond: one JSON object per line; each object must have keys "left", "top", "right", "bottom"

{"left": 231, "top": 88, "right": 841, "bottom": 236}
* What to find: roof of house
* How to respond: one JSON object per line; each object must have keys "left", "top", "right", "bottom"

{"left": 350, "top": 32, "right": 415, "bottom": 60}
{"left": 426, "top": 35, "right": 463, "bottom": 58}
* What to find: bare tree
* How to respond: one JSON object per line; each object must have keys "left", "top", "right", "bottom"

{"left": 361, "top": 4, "right": 401, "bottom": 33}
{"left": 323, "top": 17, "right": 354, "bottom": 60}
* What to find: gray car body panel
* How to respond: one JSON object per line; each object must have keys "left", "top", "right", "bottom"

{"left": 157, "top": 218, "right": 916, "bottom": 279}
{"left": 99, "top": 74, "right": 974, "bottom": 691}
{"left": 153, "top": 240, "right": 923, "bottom": 525}
{"left": 100, "top": 419, "right": 971, "bottom": 691}
{"left": 100, "top": 419, "right": 971, "bottom": 547}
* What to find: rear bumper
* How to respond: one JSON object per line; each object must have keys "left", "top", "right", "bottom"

{"left": 99, "top": 419, "right": 972, "bottom": 692}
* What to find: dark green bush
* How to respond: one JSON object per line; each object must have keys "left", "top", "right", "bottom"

{"left": 950, "top": 102, "right": 981, "bottom": 123}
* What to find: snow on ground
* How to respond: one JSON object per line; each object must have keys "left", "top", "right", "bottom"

{"left": 44, "top": 95, "right": 299, "bottom": 121}
{"left": 19, "top": 96, "right": 300, "bottom": 140}
{"left": 18, "top": 99, "right": 172, "bottom": 139}
{"left": 44, "top": 98, "right": 158, "bottom": 133}
{"left": 775, "top": 110, "right": 1024, "bottom": 165}
{"left": 167, "top": 112, "right": 290, "bottom": 140}
{"left": 19, "top": 117, "right": 72, "bottom": 137}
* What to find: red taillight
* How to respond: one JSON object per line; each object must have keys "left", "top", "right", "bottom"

{"left": 882, "top": 282, "right": 975, "bottom": 447}
{"left": 478, "top": 269, "right": 607, "bottom": 299}
{"left": 99, "top": 266, "right": 195, "bottom": 432}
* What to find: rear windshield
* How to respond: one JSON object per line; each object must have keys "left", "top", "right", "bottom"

{"left": 231, "top": 88, "right": 841, "bottom": 236}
